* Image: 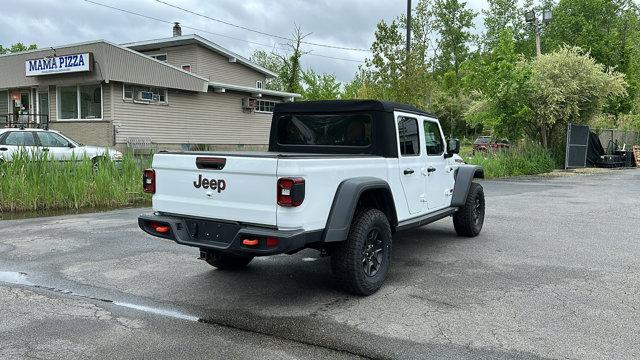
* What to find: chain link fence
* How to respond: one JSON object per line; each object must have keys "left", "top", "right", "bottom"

{"left": 598, "top": 129, "right": 639, "bottom": 153}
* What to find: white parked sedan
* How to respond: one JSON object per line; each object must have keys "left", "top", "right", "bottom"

{"left": 0, "top": 128, "right": 123, "bottom": 167}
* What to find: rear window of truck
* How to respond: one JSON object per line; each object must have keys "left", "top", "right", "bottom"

{"left": 276, "top": 114, "right": 372, "bottom": 147}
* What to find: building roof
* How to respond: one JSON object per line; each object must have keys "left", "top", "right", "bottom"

{"left": 0, "top": 39, "right": 209, "bottom": 92}
{"left": 273, "top": 100, "right": 436, "bottom": 117}
{"left": 123, "top": 34, "right": 278, "bottom": 78}
{"left": 209, "top": 81, "right": 301, "bottom": 100}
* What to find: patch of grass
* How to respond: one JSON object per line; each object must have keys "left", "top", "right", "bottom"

{"left": 0, "top": 151, "right": 150, "bottom": 213}
{"left": 465, "top": 141, "right": 555, "bottom": 179}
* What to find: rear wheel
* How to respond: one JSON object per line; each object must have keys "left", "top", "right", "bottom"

{"left": 331, "top": 208, "right": 392, "bottom": 296}
{"left": 201, "top": 250, "right": 254, "bottom": 270}
{"left": 453, "top": 182, "right": 485, "bottom": 237}
{"left": 92, "top": 157, "right": 105, "bottom": 174}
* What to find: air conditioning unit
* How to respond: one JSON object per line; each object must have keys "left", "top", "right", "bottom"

{"left": 138, "top": 91, "right": 154, "bottom": 101}
{"left": 242, "top": 97, "right": 257, "bottom": 110}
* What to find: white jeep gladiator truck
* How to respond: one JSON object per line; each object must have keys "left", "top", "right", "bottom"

{"left": 139, "top": 100, "right": 485, "bottom": 295}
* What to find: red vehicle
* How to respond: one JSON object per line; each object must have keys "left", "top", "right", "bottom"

{"left": 473, "top": 136, "right": 510, "bottom": 154}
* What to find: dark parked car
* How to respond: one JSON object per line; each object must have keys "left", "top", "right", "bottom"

{"left": 473, "top": 136, "right": 510, "bottom": 154}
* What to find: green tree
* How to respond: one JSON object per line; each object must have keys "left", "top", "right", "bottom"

{"left": 301, "top": 69, "right": 341, "bottom": 100}
{"left": 250, "top": 50, "right": 287, "bottom": 91}
{"left": 277, "top": 25, "right": 309, "bottom": 95}
{"left": 249, "top": 25, "right": 309, "bottom": 94}
{"left": 482, "top": 0, "right": 523, "bottom": 49}
{"left": 0, "top": 42, "right": 37, "bottom": 55}
{"left": 528, "top": 46, "right": 627, "bottom": 149}
{"left": 463, "top": 30, "right": 533, "bottom": 139}
{"left": 433, "top": 0, "right": 477, "bottom": 76}
{"left": 363, "top": 0, "right": 435, "bottom": 108}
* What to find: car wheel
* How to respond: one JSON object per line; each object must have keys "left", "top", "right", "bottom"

{"left": 92, "top": 157, "right": 105, "bottom": 173}
{"left": 201, "top": 249, "right": 254, "bottom": 270}
{"left": 453, "top": 182, "right": 485, "bottom": 237}
{"left": 331, "top": 208, "right": 392, "bottom": 296}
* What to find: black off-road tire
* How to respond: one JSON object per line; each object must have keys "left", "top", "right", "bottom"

{"left": 453, "top": 182, "right": 485, "bottom": 237}
{"left": 202, "top": 250, "right": 254, "bottom": 270}
{"left": 331, "top": 208, "right": 392, "bottom": 296}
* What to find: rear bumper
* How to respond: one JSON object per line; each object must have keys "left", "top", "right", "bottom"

{"left": 138, "top": 213, "right": 322, "bottom": 256}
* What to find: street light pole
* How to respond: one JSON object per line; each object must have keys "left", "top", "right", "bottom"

{"left": 534, "top": 18, "right": 542, "bottom": 58}
{"left": 526, "top": 9, "right": 552, "bottom": 59}
{"left": 406, "top": 0, "right": 412, "bottom": 55}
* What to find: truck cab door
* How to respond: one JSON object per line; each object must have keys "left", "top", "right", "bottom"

{"left": 396, "top": 115, "right": 427, "bottom": 215}
{"left": 422, "top": 119, "right": 454, "bottom": 209}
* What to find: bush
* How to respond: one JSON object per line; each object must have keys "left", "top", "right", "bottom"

{"left": 0, "top": 151, "right": 149, "bottom": 213}
{"left": 465, "top": 141, "right": 555, "bottom": 178}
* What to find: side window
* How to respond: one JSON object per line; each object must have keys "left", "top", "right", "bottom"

{"left": 36, "top": 132, "right": 70, "bottom": 147}
{"left": 398, "top": 117, "right": 420, "bottom": 156}
{"left": 423, "top": 120, "right": 444, "bottom": 155}
{"left": 2, "top": 132, "right": 36, "bottom": 146}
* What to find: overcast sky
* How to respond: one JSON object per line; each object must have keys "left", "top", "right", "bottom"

{"left": 0, "top": 0, "right": 489, "bottom": 82}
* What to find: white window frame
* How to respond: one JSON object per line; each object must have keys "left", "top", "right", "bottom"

{"left": 122, "top": 83, "right": 169, "bottom": 105}
{"left": 148, "top": 53, "right": 168, "bottom": 62}
{"left": 56, "top": 84, "right": 103, "bottom": 121}
{"left": 181, "top": 64, "right": 192, "bottom": 72}
{"left": 256, "top": 80, "right": 263, "bottom": 89}
{"left": 255, "top": 99, "right": 278, "bottom": 114}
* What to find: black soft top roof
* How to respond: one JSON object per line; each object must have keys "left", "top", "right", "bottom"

{"left": 274, "top": 99, "right": 435, "bottom": 117}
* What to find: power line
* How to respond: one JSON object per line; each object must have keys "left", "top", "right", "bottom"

{"left": 83, "top": 0, "right": 365, "bottom": 63}
{"left": 153, "top": 0, "right": 371, "bottom": 53}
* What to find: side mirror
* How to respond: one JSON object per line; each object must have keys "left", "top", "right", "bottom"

{"left": 68, "top": 143, "right": 76, "bottom": 149}
{"left": 445, "top": 138, "right": 460, "bottom": 157}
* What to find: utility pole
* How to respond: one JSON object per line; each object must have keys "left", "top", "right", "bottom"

{"left": 534, "top": 18, "right": 542, "bottom": 58}
{"left": 406, "top": 0, "right": 412, "bottom": 55}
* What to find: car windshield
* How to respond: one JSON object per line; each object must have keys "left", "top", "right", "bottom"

{"left": 277, "top": 114, "right": 372, "bottom": 147}
{"left": 474, "top": 137, "right": 491, "bottom": 144}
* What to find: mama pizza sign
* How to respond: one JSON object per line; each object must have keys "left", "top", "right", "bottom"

{"left": 25, "top": 53, "right": 93, "bottom": 76}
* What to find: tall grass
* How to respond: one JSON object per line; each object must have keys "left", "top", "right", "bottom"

{"left": 0, "top": 151, "right": 149, "bottom": 213}
{"left": 465, "top": 141, "right": 555, "bottom": 179}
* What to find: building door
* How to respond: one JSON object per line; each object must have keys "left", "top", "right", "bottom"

{"left": 11, "top": 90, "right": 30, "bottom": 124}
{"left": 38, "top": 91, "right": 49, "bottom": 124}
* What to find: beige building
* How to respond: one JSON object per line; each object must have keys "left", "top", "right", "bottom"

{"left": 0, "top": 26, "right": 300, "bottom": 151}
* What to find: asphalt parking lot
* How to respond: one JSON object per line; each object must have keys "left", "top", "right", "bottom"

{"left": 1, "top": 169, "right": 638, "bottom": 359}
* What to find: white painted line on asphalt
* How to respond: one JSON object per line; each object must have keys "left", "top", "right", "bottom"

{"left": 0, "top": 271, "right": 33, "bottom": 286}
{"left": 112, "top": 302, "right": 200, "bottom": 322}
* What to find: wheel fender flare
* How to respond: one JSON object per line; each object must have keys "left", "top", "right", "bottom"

{"left": 322, "top": 177, "right": 395, "bottom": 243}
{"left": 451, "top": 165, "right": 484, "bottom": 207}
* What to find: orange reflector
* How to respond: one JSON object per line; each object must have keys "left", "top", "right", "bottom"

{"left": 150, "top": 222, "right": 171, "bottom": 234}
{"left": 242, "top": 239, "right": 259, "bottom": 246}
{"left": 266, "top": 237, "right": 279, "bottom": 247}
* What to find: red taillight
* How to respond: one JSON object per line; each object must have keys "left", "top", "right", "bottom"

{"left": 266, "top": 237, "right": 279, "bottom": 247}
{"left": 277, "top": 177, "right": 305, "bottom": 207}
{"left": 143, "top": 169, "right": 155, "bottom": 194}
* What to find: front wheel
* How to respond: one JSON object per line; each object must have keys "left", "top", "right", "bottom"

{"left": 201, "top": 250, "right": 254, "bottom": 270}
{"left": 453, "top": 182, "right": 485, "bottom": 237}
{"left": 331, "top": 208, "right": 392, "bottom": 296}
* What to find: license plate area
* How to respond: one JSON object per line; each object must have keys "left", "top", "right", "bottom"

{"left": 185, "top": 219, "right": 240, "bottom": 245}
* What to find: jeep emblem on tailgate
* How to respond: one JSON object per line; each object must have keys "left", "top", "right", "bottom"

{"left": 193, "top": 175, "right": 226, "bottom": 193}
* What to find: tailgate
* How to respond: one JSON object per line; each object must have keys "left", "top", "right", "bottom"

{"left": 152, "top": 153, "right": 278, "bottom": 226}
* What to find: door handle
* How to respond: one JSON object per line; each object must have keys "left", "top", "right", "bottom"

{"left": 0, "top": 147, "right": 7, "bottom": 151}
{"left": 427, "top": 166, "right": 436, "bottom": 173}
{"left": 403, "top": 168, "right": 414, "bottom": 175}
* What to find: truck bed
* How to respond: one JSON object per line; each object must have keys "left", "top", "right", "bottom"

{"left": 159, "top": 150, "right": 381, "bottom": 159}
